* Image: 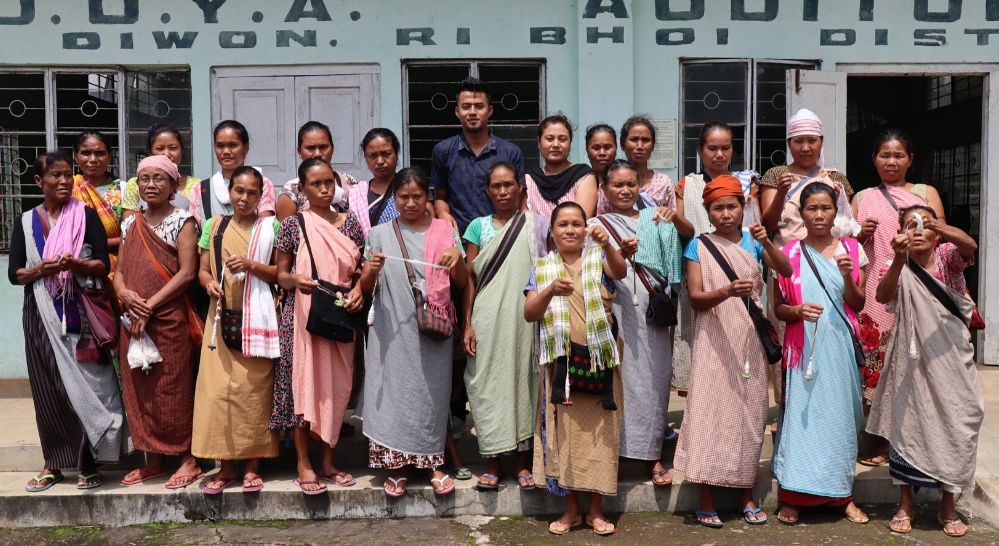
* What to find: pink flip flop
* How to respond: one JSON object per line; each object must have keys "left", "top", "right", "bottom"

{"left": 294, "top": 478, "right": 328, "bottom": 496}
{"left": 241, "top": 473, "right": 264, "bottom": 493}
{"left": 200, "top": 476, "right": 239, "bottom": 495}
{"left": 319, "top": 471, "right": 357, "bottom": 487}
{"left": 431, "top": 475, "right": 455, "bottom": 496}
{"left": 384, "top": 477, "right": 407, "bottom": 498}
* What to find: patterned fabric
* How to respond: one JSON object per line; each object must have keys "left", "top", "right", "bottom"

{"left": 759, "top": 166, "right": 854, "bottom": 248}
{"left": 121, "top": 208, "right": 194, "bottom": 248}
{"left": 368, "top": 438, "right": 443, "bottom": 470}
{"left": 634, "top": 207, "right": 683, "bottom": 281}
{"left": 525, "top": 173, "right": 583, "bottom": 219}
{"left": 534, "top": 249, "right": 618, "bottom": 372}
{"left": 889, "top": 448, "right": 950, "bottom": 491}
{"left": 462, "top": 215, "right": 500, "bottom": 249}
{"left": 346, "top": 179, "right": 399, "bottom": 237}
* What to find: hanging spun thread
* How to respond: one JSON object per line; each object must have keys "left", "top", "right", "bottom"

{"left": 207, "top": 267, "right": 225, "bottom": 351}
{"left": 383, "top": 254, "right": 449, "bottom": 270}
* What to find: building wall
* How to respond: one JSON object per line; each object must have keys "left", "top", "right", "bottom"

{"left": 1, "top": 0, "right": 996, "bottom": 376}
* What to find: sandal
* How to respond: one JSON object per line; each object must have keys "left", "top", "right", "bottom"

{"left": 383, "top": 477, "right": 407, "bottom": 498}
{"left": 319, "top": 471, "right": 356, "bottom": 487}
{"left": 165, "top": 471, "right": 204, "bottom": 490}
{"left": 241, "top": 473, "right": 264, "bottom": 493}
{"left": 200, "top": 476, "right": 239, "bottom": 495}
{"left": 25, "top": 472, "right": 63, "bottom": 492}
{"left": 516, "top": 473, "right": 536, "bottom": 489}
{"left": 294, "top": 478, "right": 328, "bottom": 496}
{"left": 121, "top": 468, "right": 165, "bottom": 486}
{"left": 431, "top": 475, "right": 455, "bottom": 496}
{"left": 938, "top": 513, "right": 968, "bottom": 537}
{"left": 844, "top": 505, "right": 869, "bottom": 524}
{"left": 450, "top": 467, "right": 473, "bottom": 481}
{"left": 889, "top": 514, "right": 913, "bottom": 534}
{"left": 585, "top": 515, "right": 616, "bottom": 536}
{"left": 694, "top": 510, "right": 723, "bottom": 528}
{"left": 548, "top": 516, "right": 582, "bottom": 535}
{"left": 77, "top": 472, "right": 103, "bottom": 490}
{"left": 777, "top": 506, "right": 799, "bottom": 525}
{"left": 651, "top": 468, "right": 672, "bottom": 487}
{"left": 476, "top": 473, "right": 501, "bottom": 491}
{"left": 859, "top": 453, "right": 888, "bottom": 467}
{"left": 742, "top": 507, "right": 768, "bottom": 525}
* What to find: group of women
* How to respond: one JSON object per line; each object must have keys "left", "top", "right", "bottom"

{"left": 7, "top": 107, "right": 983, "bottom": 539}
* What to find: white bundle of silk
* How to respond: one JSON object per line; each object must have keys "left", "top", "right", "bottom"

{"left": 121, "top": 314, "right": 162, "bottom": 373}
{"left": 831, "top": 186, "right": 861, "bottom": 238}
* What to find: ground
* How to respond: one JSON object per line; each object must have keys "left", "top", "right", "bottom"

{"left": 2, "top": 505, "right": 997, "bottom": 546}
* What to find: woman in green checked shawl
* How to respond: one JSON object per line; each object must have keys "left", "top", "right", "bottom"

{"left": 524, "top": 201, "right": 627, "bottom": 537}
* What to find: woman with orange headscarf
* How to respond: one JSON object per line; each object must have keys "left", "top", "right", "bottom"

{"left": 674, "top": 175, "right": 790, "bottom": 529}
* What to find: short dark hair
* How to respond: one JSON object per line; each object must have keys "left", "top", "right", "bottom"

{"left": 620, "top": 115, "right": 656, "bottom": 147}
{"left": 214, "top": 119, "right": 250, "bottom": 146}
{"left": 297, "top": 157, "right": 331, "bottom": 184}
{"left": 799, "top": 181, "right": 838, "bottom": 211}
{"left": 74, "top": 130, "right": 113, "bottom": 154}
{"left": 34, "top": 151, "right": 73, "bottom": 177}
{"left": 697, "top": 121, "right": 733, "bottom": 150}
{"left": 229, "top": 165, "right": 264, "bottom": 192}
{"left": 538, "top": 113, "right": 574, "bottom": 141}
{"left": 361, "top": 127, "right": 401, "bottom": 154}
{"left": 872, "top": 128, "right": 914, "bottom": 157}
{"left": 393, "top": 166, "right": 430, "bottom": 195}
{"left": 146, "top": 123, "right": 185, "bottom": 155}
{"left": 486, "top": 161, "right": 520, "bottom": 186}
{"left": 603, "top": 159, "right": 638, "bottom": 186}
{"left": 456, "top": 77, "right": 492, "bottom": 101}
{"left": 585, "top": 123, "right": 617, "bottom": 146}
{"left": 297, "top": 121, "right": 333, "bottom": 149}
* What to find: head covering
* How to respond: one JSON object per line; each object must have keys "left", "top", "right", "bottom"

{"left": 137, "top": 154, "right": 180, "bottom": 183}
{"left": 702, "top": 174, "right": 744, "bottom": 206}
{"left": 787, "top": 108, "right": 823, "bottom": 139}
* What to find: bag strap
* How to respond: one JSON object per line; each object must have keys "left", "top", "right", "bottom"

{"left": 391, "top": 218, "right": 422, "bottom": 304}
{"left": 212, "top": 215, "right": 233, "bottom": 283}
{"left": 368, "top": 182, "right": 393, "bottom": 226}
{"left": 597, "top": 215, "right": 659, "bottom": 295}
{"left": 799, "top": 243, "right": 859, "bottom": 338}
{"left": 697, "top": 234, "right": 761, "bottom": 314}
{"left": 475, "top": 212, "right": 526, "bottom": 295}
{"left": 296, "top": 213, "right": 320, "bottom": 280}
{"left": 878, "top": 184, "right": 901, "bottom": 211}
{"left": 907, "top": 257, "right": 966, "bottom": 325}
{"left": 134, "top": 215, "right": 173, "bottom": 284}
{"left": 200, "top": 180, "right": 213, "bottom": 220}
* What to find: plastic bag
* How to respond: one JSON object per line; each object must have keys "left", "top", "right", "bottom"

{"left": 742, "top": 195, "right": 762, "bottom": 228}
{"left": 121, "top": 314, "right": 162, "bottom": 373}
{"left": 831, "top": 186, "right": 861, "bottom": 238}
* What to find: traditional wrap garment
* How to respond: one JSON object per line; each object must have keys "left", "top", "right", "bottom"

{"left": 8, "top": 205, "right": 127, "bottom": 469}
{"left": 867, "top": 260, "right": 984, "bottom": 494}
{"left": 592, "top": 210, "right": 682, "bottom": 460}
{"left": 854, "top": 184, "right": 929, "bottom": 400}
{"left": 72, "top": 175, "right": 122, "bottom": 278}
{"left": 525, "top": 164, "right": 593, "bottom": 219}
{"left": 772, "top": 240, "right": 864, "bottom": 505}
{"left": 191, "top": 215, "right": 280, "bottom": 460}
{"left": 117, "top": 211, "right": 196, "bottom": 455}
{"left": 286, "top": 209, "right": 362, "bottom": 447}
{"left": 360, "top": 218, "right": 461, "bottom": 468}
{"left": 463, "top": 212, "right": 541, "bottom": 456}
{"left": 347, "top": 179, "right": 401, "bottom": 237}
{"left": 673, "top": 232, "right": 769, "bottom": 488}
{"left": 530, "top": 248, "right": 622, "bottom": 496}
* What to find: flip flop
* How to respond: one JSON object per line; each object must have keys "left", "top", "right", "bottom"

{"left": 77, "top": 472, "right": 103, "bottom": 490}
{"left": 431, "top": 475, "right": 455, "bottom": 496}
{"left": 24, "top": 472, "right": 63, "bottom": 492}
{"left": 742, "top": 507, "right": 768, "bottom": 525}
{"left": 548, "top": 517, "right": 582, "bottom": 535}
{"left": 383, "top": 477, "right": 407, "bottom": 498}
{"left": 777, "top": 506, "right": 799, "bottom": 525}
{"left": 200, "top": 476, "right": 240, "bottom": 495}
{"left": 241, "top": 473, "right": 264, "bottom": 493}
{"left": 516, "top": 474, "right": 536, "bottom": 489}
{"left": 938, "top": 513, "right": 967, "bottom": 537}
{"left": 319, "top": 471, "right": 356, "bottom": 487}
{"left": 475, "top": 473, "right": 501, "bottom": 491}
{"left": 889, "top": 514, "right": 913, "bottom": 534}
{"left": 844, "top": 507, "right": 869, "bottom": 524}
{"left": 858, "top": 454, "right": 888, "bottom": 467}
{"left": 165, "top": 471, "right": 204, "bottom": 490}
{"left": 450, "top": 467, "right": 473, "bottom": 481}
{"left": 651, "top": 468, "right": 672, "bottom": 487}
{"left": 121, "top": 469, "right": 165, "bottom": 486}
{"left": 294, "top": 478, "right": 328, "bottom": 496}
{"left": 694, "top": 510, "right": 723, "bottom": 529}
{"left": 585, "top": 515, "right": 616, "bottom": 536}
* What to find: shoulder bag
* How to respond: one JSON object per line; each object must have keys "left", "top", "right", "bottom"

{"left": 391, "top": 219, "right": 454, "bottom": 340}
{"left": 597, "top": 216, "right": 677, "bottom": 327}
{"left": 296, "top": 213, "right": 361, "bottom": 343}
{"left": 211, "top": 216, "right": 244, "bottom": 350}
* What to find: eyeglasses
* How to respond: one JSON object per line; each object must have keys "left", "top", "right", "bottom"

{"left": 138, "top": 175, "right": 171, "bottom": 185}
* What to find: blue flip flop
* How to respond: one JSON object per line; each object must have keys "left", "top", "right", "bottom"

{"left": 694, "top": 510, "right": 724, "bottom": 528}
{"left": 742, "top": 507, "right": 768, "bottom": 525}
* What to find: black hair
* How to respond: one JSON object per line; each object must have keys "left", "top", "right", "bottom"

{"left": 799, "top": 181, "right": 838, "bottom": 211}
{"left": 456, "top": 77, "right": 492, "bottom": 102}
{"left": 603, "top": 158, "right": 638, "bottom": 186}
{"left": 585, "top": 123, "right": 617, "bottom": 146}
{"left": 73, "top": 130, "right": 113, "bottom": 154}
{"left": 538, "top": 113, "right": 574, "bottom": 141}
{"left": 620, "top": 115, "right": 656, "bottom": 147}
{"left": 34, "top": 151, "right": 74, "bottom": 177}
{"left": 146, "top": 123, "right": 184, "bottom": 155}
{"left": 361, "top": 127, "right": 401, "bottom": 154}
{"left": 392, "top": 166, "right": 430, "bottom": 195}
{"left": 296, "top": 157, "right": 331, "bottom": 185}
{"left": 229, "top": 165, "right": 264, "bottom": 192}
{"left": 297, "top": 121, "right": 333, "bottom": 149}
{"left": 213, "top": 119, "right": 250, "bottom": 146}
{"left": 697, "top": 121, "right": 733, "bottom": 149}
{"left": 486, "top": 161, "right": 520, "bottom": 186}
{"left": 872, "top": 128, "right": 914, "bottom": 157}
{"left": 549, "top": 201, "right": 586, "bottom": 231}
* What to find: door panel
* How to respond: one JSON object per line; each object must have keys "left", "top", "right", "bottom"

{"left": 296, "top": 74, "right": 378, "bottom": 179}
{"left": 785, "top": 70, "right": 847, "bottom": 173}
{"left": 980, "top": 71, "right": 999, "bottom": 364}
{"left": 217, "top": 77, "right": 297, "bottom": 184}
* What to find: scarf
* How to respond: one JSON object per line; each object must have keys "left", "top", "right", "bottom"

{"left": 778, "top": 238, "right": 861, "bottom": 369}
{"left": 40, "top": 198, "right": 86, "bottom": 297}
{"left": 527, "top": 164, "right": 593, "bottom": 203}
{"left": 535, "top": 248, "right": 618, "bottom": 371}
{"left": 634, "top": 207, "right": 683, "bottom": 281}
{"left": 423, "top": 218, "right": 457, "bottom": 323}
{"left": 347, "top": 180, "right": 399, "bottom": 236}
{"left": 241, "top": 217, "right": 280, "bottom": 358}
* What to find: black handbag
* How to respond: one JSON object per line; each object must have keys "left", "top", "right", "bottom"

{"left": 297, "top": 213, "right": 363, "bottom": 343}
{"left": 597, "top": 216, "right": 678, "bottom": 328}
{"left": 799, "top": 244, "right": 866, "bottom": 369}
{"left": 552, "top": 342, "right": 617, "bottom": 410}
{"left": 391, "top": 219, "right": 454, "bottom": 341}
{"left": 211, "top": 216, "right": 243, "bottom": 351}
{"left": 698, "top": 235, "right": 782, "bottom": 364}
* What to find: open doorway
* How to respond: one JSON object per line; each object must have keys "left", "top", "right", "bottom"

{"left": 845, "top": 75, "right": 983, "bottom": 302}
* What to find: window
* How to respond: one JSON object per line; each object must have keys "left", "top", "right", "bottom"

{"left": 926, "top": 76, "right": 982, "bottom": 110}
{"left": 932, "top": 143, "right": 981, "bottom": 238}
{"left": 403, "top": 60, "right": 545, "bottom": 174}
{"left": 680, "top": 59, "right": 818, "bottom": 176}
{"left": 0, "top": 68, "right": 192, "bottom": 253}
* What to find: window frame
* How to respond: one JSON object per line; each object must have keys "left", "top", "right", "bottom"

{"left": 400, "top": 58, "right": 547, "bottom": 166}
{"left": 679, "top": 57, "right": 819, "bottom": 175}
